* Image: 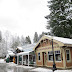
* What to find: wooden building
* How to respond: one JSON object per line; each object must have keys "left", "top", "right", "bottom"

{"left": 33, "top": 35, "right": 72, "bottom": 69}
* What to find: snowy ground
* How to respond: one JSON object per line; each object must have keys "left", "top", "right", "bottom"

{"left": 0, "top": 59, "right": 72, "bottom": 72}
{"left": 0, "top": 59, "right": 6, "bottom": 63}
{"left": 16, "top": 66, "right": 72, "bottom": 72}
{"left": 8, "top": 62, "right": 72, "bottom": 72}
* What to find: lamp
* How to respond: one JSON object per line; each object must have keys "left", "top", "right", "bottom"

{"left": 52, "top": 37, "right": 57, "bottom": 71}
{"left": 45, "top": 16, "right": 57, "bottom": 71}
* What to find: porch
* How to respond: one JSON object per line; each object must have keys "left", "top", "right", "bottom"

{"left": 17, "top": 51, "right": 36, "bottom": 66}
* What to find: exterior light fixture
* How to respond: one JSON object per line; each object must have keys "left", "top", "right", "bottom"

{"left": 45, "top": 16, "right": 57, "bottom": 71}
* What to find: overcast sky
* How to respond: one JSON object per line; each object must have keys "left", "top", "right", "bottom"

{"left": 0, "top": 0, "right": 50, "bottom": 41}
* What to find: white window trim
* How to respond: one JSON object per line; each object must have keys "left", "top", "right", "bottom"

{"left": 66, "top": 49, "right": 71, "bottom": 62}
{"left": 48, "top": 50, "right": 62, "bottom": 62}
{"left": 48, "top": 51, "right": 53, "bottom": 61}
{"left": 55, "top": 50, "right": 61, "bottom": 62}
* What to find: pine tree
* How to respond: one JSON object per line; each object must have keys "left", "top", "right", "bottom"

{"left": 0, "top": 31, "right": 2, "bottom": 42}
{"left": 21, "top": 35, "right": 25, "bottom": 46}
{"left": 25, "top": 36, "right": 31, "bottom": 44}
{"left": 33, "top": 32, "right": 38, "bottom": 43}
{"left": 38, "top": 32, "right": 52, "bottom": 40}
{"left": 45, "top": 0, "right": 72, "bottom": 38}
{"left": 11, "top": 36, "right": 21, "bottom": 49}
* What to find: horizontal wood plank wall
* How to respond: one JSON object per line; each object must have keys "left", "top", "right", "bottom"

{"left": 36, "top": 52, "right": 43, "bottom": 66}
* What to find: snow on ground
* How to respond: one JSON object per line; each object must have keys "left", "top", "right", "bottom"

{"left": 7, "top": 69, "right": 14, "bottom": 72}
{"left": 16, "top": 65, "right": 34, "bottom": 69}
{"left": 29, "top": 67, "right": 52, "bottom": 72}
{"left": 55, "top": 70, "right": 72, "bottom": 72}
{"left": 0, "top": 59, "right": 6, "bottom": 63}
{"left": 6, "top": 62, "right": 17, "bottom": 67}
{"left": 16, "top": 65, "right": 72, "bottom": 72}
{"left": 4, "top": 62, "right": 72, "bottom": 72}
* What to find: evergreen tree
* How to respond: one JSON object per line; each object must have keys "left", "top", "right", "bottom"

{"left": 33, "top": 32, "right": 38, "bottom": 43}
{"left": 0, "top": 31, "right": 2, "bottom": 42}
{"left": 25, "top": 36, "right": 31, "bottom": 44}
{"left": 45, "top": 0, "right": 72, "bottom": 38}
{"left": 38, "top": 32, "right": 45, "bottom": 40}
{"left": 11, "top": 36, "right": 21, "bottom": 49}
{"left": 21, "top": 35, "right": 25, "bottom": 46}
{"left": 38, "top": 32, "right": 52, "bottom": 40}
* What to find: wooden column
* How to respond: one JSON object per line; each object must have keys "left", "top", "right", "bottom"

{"left": 22, "top": 55, "right": 23, "bottom": 65}
{"left": 32, "top": 55, "right": 33, "bottom": 61}
{"left": 25, "top": 55, "right": 26, "bottom": 65}
{"left": 28, "top": 53, "right": 29, "bottom": 66}
{"left": 17, "top": 55, "right": 19, "bottom": 65}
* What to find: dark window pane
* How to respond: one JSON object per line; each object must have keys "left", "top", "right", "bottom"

{"left": 67, "top": 54, "right": 70, "bottom": 60}
{"left": 66, "top": 50, "right": 70, "bottom": 61}
{"left": 38, "top": 53, "right": 40, "bottom": 60}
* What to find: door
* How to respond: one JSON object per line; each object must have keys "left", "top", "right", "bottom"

{"left": 42, "top": 52, "right": 46, "bottom": 66}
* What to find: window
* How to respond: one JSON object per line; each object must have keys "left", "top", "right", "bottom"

{"left": 48, "top": 51, "right": 53, "bottom": 61}
{"left": 55, "top": 51, "right": 61, "bottom": 61}
{"left": 66, "top": 50, "right": 70, "bottom": 61}
{"left": 38, "top": 53, "right": 40, "bottom": 60}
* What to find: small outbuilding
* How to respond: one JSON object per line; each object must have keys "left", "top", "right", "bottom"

{"left": 5, "top": 50, "right": 15, "bottom": 62}
{"left": 33, "top": 35, "right": 72, "bottom": 69}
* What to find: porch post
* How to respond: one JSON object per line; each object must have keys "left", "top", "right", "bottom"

{"left": 35, "top": 54, "right": 36, "bottom": 62}
{"left": 25, "top": 55, "right": 26, "bottom": 65}
{"left": 32, "top": 55, "right": 33, "bottom": 61}
{"left": 28, "top": 53, "right": 29, "bottom": 66}
{"left": 17, "top": 55, "right": 19, "bottom": 65}
{"left": 22, "top": 55, "right": 23, "bottom": 65}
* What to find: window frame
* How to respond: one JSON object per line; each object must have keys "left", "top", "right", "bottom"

{"left": 66, "top": 49, "right": 71, "bottom": 62}
{"left": 55, "top": 50, "right": 61, "bottom": 61}
{"left": 48, "top": 51, "right": 53, "bottom": 61}
{"left": 38, "top": 53, "right": 40, "bottom": 61}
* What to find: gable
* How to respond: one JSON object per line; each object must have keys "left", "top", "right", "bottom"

{"left": 34, "top": 35, "right": 64, "bottom": 51}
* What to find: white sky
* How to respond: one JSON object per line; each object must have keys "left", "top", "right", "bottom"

{"left": 0, "top": 0, "right": 50, "bottom": 41}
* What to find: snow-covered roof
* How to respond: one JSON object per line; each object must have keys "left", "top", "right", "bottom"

{"left": 16, "top": 43, "right": 36, "bottom": 56}
{"left": 22, "top": 43, "right": 37, "bottom": 52}
{"left": 7, "top": 50, "right": 15, "bottom": 56}
{"left": 46, "top": 35, "right": 72, "bottom": 44}
{"left": 17, "top": 47, "right": 23, "bottom": 51}
{"left": 17, "top": 51, "right": 32, "bottom": 56}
